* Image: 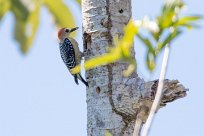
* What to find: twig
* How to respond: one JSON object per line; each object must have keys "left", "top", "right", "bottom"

{"left": 133, "top": 117, "right": 143, "bottom": 136}
{"left": 141, "top": 44, "right": 170, "bottom": 136}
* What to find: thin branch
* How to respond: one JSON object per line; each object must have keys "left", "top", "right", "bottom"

{"left": 133, "top": 117, "right": 143, "bottom": 136}
{"left": 141, "top": 44, "right": 170, "bottom": 136}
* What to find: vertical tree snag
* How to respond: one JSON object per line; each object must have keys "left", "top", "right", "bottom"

{"left": 82, "top": 0, "right": 187, "bottom": 136}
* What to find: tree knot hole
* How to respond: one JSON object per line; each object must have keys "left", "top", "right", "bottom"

{"left": 119, "top": 9, "right": 123, "bottom": 13}
{"left": 96, "top": 86, "right": 101, "bottom": 94}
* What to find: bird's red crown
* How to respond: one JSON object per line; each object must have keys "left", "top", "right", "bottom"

{"left": 58, "top": 28, "right": 65, "bottom": 40}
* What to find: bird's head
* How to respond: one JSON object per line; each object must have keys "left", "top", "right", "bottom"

{"left": 58, "top": 27, "right": 79, "bottom": 40}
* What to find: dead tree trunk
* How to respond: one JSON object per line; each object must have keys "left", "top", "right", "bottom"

{"left": 82, "top": 0, "right": 187, "bottom": 135}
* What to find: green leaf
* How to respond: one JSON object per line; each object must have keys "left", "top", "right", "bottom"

{"left": 13, "top": 1, "right": 40, "bottom": 53}
{"left": 151, "top": 29, "right": 162, "bottom": 41}
{"left": 120, "top": 20, "right": 138, "bottom": 58}
{"left": 157, "top": 0, "right": 184, "bottom": 29}
{"left": 44, "top": 0, "right": 76, "bottom": 36}
{"left": 10, "top": 0, "right": 29, "bottom": 20}
{"left": 75, "top": 0, "right": 81, "bottom": 5}
{"left": 174, "top": 15, "right": 202, "bottom": 27}
{"left": 181, "top": 23, "right": 201, "bottom": 29}
{"left": 71, "top": 43, "right": 122, "bottom": 74}
{"left": 157, "top": 29, "right": 181, "bottom": 52}
{"left": 146, "top": 52, "right": 156, "bottom": 71}
{"left": 157, "top": 12, "right": 175, "bottom": 29}
{"left": 0, "top": 0, "right": 10, "bottom": 21}
{"left": 137, "top": 34, "right": 155, "bottom": 56}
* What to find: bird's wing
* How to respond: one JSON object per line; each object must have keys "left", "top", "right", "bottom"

{"left": 69, "top": 37, "right": 82, "bottom": 65}
{"left": 60, "top": 38, "right": 76, "bottom": 70}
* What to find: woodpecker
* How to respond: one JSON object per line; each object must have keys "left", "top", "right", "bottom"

{"left": 58, "top": 27, "right": 88, "bottom": 87}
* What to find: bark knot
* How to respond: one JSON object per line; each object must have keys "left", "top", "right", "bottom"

{"left": 83, "top": 32, "right": 92, "bottom": 51}
{"left": 119, "top": 9, "right": 124, "bottom": 13}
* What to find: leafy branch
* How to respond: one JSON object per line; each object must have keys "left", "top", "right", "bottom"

{"left": 72, "top": 0, "right": 201, "bottom": 75}
{"left": 135, "top": 0, "right": 202, "bottom": 71}
{"left": 0, "top": 0, "right": 80, "bottom": 54}
{"left": 71, "top": 20, "right": 138, "bottom": 76}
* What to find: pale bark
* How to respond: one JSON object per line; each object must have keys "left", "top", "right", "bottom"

{"left": 82, "top": 0, "right": 187, "bottom": 136}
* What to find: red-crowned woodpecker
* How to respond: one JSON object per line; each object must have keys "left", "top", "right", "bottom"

{"left": 58, "top": 27, "right": 88, "bottom": 87}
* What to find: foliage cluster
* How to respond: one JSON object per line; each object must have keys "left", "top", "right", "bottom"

{"left": 0, "top": 0, "right": 81, "bottom": 53}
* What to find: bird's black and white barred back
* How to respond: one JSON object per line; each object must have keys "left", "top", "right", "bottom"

{"left": 60, "top": 38, "right": 76, "bottom": 70}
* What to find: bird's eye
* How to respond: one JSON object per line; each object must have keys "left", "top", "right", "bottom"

{"left": 65, "top": 29, "right": 69, "bottom": 33}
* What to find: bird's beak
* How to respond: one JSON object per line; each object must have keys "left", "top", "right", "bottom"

{"left": 70, "top": 27, "right": 79, "bottom": 32}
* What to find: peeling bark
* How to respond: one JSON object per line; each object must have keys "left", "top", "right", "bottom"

{"left": 82, "top": 0, "right": 187, "bottom": 135}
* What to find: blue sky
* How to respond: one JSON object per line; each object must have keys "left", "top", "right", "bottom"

{"left": 0, "top": 0, "right": 203, "bottom": 136}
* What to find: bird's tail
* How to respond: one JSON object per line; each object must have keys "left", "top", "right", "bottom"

{"left": 74, "top": 74, "right": 79, "bottom": 85}
{"left": 77, "top": 73, "right": 89, "bottom": 87}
